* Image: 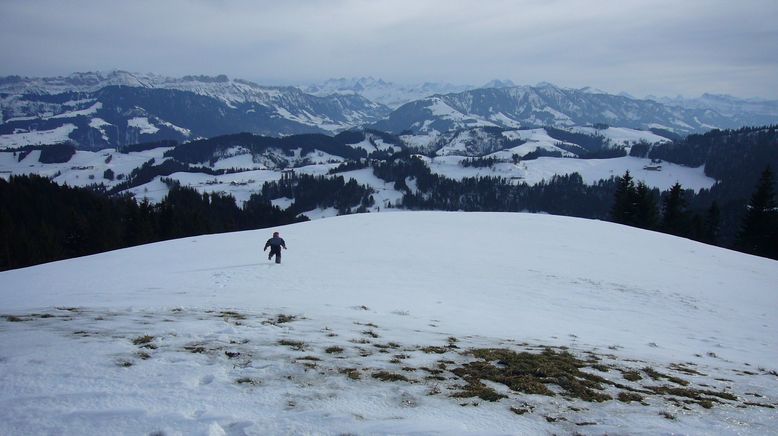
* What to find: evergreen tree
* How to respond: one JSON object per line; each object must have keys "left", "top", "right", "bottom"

{"left": 611, "top": 171, "right": 636, "bottom": 225}
{"left": 703, "top": 201, "right": 721, "bottom": 244}
{"left": 736, "top": 166, "right": 778, "bottom": 258}
{"left": 661, "top": 182, "right": 688, "bottom": 236}
{"left": 633, "top": 182, "right": 658, "bottom": 229}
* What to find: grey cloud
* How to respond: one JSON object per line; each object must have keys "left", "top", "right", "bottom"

{"left": 0, "top": 0, "right": 776, "bottom": 98}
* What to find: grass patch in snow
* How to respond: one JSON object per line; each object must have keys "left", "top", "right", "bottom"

{"left": 355, "top": 321, "right": 378, "bottom": 328}
{"left": 510, "top": 403, "right": 535, "bottom": 415}
{"left": 3, "top": 315, "right": 26, "bottom": 322}
{"left": 297, "top": 355, "right": 322, "bottom": 361}
{"left": 646, "top": 385, "right": 737, "bottom": 408}
{"left": 451, "top": 348, "right": 611, "bottom": 402}
{"left": 218, "top": 310, "right": 246, "bottom": 321}
{"left": 670, "top": 363, "right": 706, "bottom": 376}
{"left": 622, "top": 370, "right": 643, "bottom": 382}
{"left": 278, "top": 339, "right": 306, "bottom": 351}
{"left": 372, "top": 371, "right": 410, "bottom": 382}
{"left": 452, "top": 380, "right": 507, "bottom": 402}
{"left": 362, "top": 330, "right": 379, "bottom": 338}
{"left": 184, "top": 344, "right": 207, "bottom": 354}
{"left": 642, "top": 366, "right": 689, "bottom": 386}
{"left": 263, "top": 314, "right": 298, "bottom": 326}
{"left": 132, "top": 335, "right": 155, "bottom": 346}
{"left": 373, "top": 342, "right": 400, "bottom": 350}
{"left": 325, "top": 346, "right": 344, "bottom": 354}
{"left": 660, "top": 411, "right": 676, "bottom": 420}
{"left": 421, "top": 346, "right": 449, "bottom": 354}
{"left": 339, "top": 368, "right": 361, "bottom": 380}
{"left": 617, "top": 391, "right": 645, "bottom": 403}
{"left": 56, "top": 307, "right": 81, "bottom": 312}
{"left": 235, "top": 377, "right": 261, "bottom": 386}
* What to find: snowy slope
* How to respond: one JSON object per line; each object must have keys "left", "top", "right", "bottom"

{"left": 1, "top": 212, "right": 776, "bottom": 435}
{"left": 0, "top": 146, "right": 173, "bottom": 189}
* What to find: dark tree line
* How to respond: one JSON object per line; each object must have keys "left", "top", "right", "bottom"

{"left": 610, "top": 171, "right": 721, "bottom": 244}
{"left": 401, "top": 172, "right": 616, "bottom": 218}
{"left": 259, "top": 173, "right": 375, "bottom": 215}
{"left": 371, "top": 156, "right": 615, "bottom": 218}
{"left": 0, "top": 175, "right": 306, "bottom": 271}
{"left": 609, "top": 167, "right": 777, "bottom": 259}
{"left": 649, "top": 125, "right": 778, "bottom": 201}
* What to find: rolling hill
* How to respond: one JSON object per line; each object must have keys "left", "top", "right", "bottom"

{"left": 1, "top": 212, "right": 776, "bottom": 434}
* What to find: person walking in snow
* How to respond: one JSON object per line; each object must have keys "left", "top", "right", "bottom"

{"left": 264, "top": 231, "right": 287, "bottom": 264}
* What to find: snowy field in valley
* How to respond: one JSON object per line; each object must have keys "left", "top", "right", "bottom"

{"left": 1, "top": 212, "right": 776, "bottom": 435}
{"left": 424, "top": 155, "right": 716, "bottom": 192}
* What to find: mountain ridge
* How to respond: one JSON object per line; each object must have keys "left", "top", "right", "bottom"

{"left": 0, "top": 71, "right": 391, "bottom": 149}
{"left": 3, "top": 71, "right": 778, "bottom": 151}
{"left": 372, "top": 83, "right": 776, "bottom": 135}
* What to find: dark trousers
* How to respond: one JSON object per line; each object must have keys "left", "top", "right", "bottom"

{"left": 268, "top": 246, "right": 282, "bottom": 263}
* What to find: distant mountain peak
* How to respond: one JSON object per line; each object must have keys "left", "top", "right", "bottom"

{"left": 482, "top": 79, "right": 516, "bottom": 89}
{"left": 534, "top": 81, "right": 560, "bottom": 89}
{"left": 303, "top": 77, "right": 475, "bottom": 109}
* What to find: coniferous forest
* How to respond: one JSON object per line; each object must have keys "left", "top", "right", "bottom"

{"left": 0, "top": 176, "right": 305, "bottom": 271}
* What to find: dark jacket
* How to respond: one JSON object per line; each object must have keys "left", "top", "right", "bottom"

{"left": 264, "top": 237, "right": 286, "bottom": 250}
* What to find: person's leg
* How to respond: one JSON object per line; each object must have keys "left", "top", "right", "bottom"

{"left": 275, "top": 250, "right": 282, "bottom": 264}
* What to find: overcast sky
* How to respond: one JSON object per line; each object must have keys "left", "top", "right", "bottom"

{"left": 1, "top": 0, "right": 777, "bottom": 98}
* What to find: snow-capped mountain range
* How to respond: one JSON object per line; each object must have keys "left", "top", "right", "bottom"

{"left": 371, "top": 83, "right": 764, "bottom": 135}
{"left": 651, "top": 93, "right": 778, "bottom": 119}
{"left": 302, "top": 77, "right": 475, "bottom": 109}
{"left": 0, "top": 71, "right": 391, "bottom": 150}
{"left": 2, "top": 71, "right": 778, "bottom": 151}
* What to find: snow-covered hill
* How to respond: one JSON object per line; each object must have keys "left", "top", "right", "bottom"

{"left": 1, "top": 212, "right": 776, "bottom": 434}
